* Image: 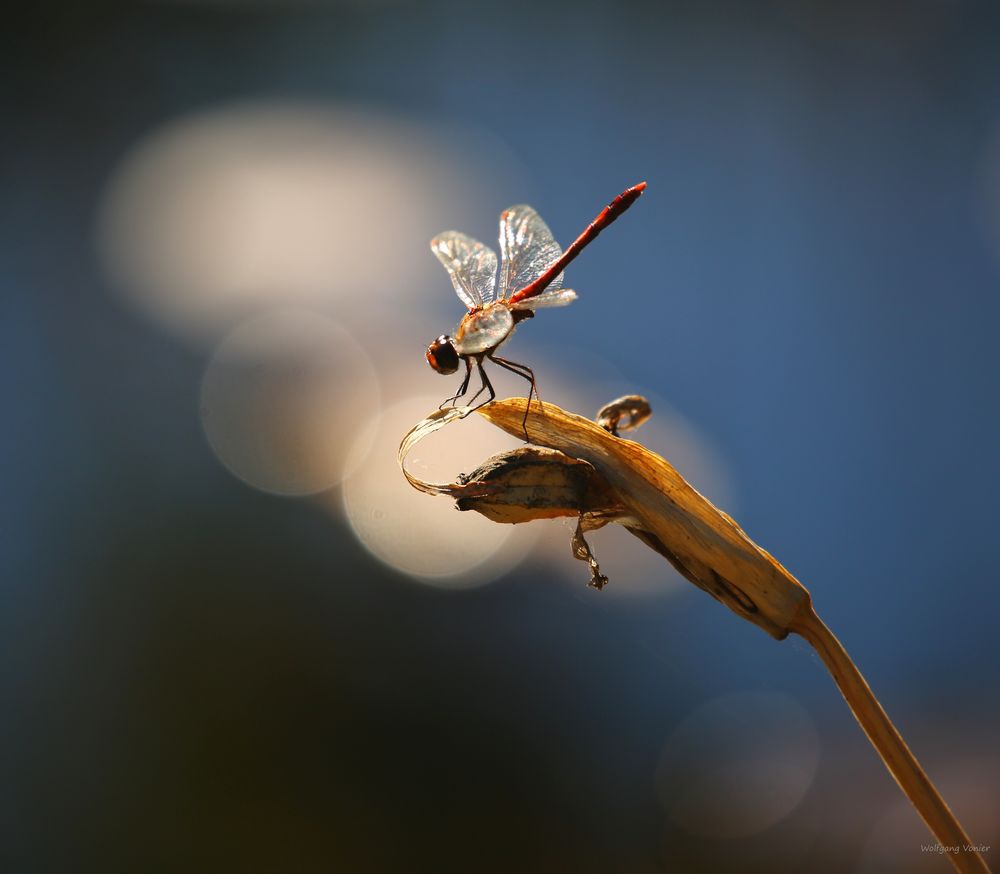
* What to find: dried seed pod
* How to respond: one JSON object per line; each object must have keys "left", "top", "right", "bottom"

{"left": 452, "top": 446, "right": 621, "bottom": 587}
{"left": 454, "top": 446, "right": 623, "bottom": 525}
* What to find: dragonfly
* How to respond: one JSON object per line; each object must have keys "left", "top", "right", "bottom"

{"left": 426, "top": 181, "right": 647, "bottom": 439}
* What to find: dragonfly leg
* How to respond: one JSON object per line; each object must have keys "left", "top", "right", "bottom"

{"left": 466, "top": 379, "right": 489, "bottom": 407}
{"left": 488, "top": 354, "right": 538, "bottom": 442}
{"left": 465, "top": 359, "right": 496, "bottom": 413}
{"left": 439, "top": 357, "right": 473, "bottom": 409}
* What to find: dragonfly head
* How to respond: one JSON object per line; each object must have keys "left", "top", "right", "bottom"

{"left": 426, "top": 335, "right": 459, "bottom": 375}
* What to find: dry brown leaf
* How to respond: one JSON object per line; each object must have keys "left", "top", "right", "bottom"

{"left": 475, "top": 398, "right": 811, "bottom": 640}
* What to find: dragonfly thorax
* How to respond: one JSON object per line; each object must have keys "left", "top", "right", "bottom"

{"left": 454, "top": 302, "right": 515, "bottom": 355}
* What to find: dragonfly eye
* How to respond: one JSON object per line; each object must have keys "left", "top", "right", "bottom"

{"left": 426, "top": 335, "right": 459, "bottom": 375}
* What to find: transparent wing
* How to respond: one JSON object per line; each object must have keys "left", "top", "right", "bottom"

{"left": 430, "top": 232, "right": 498, "bottom": 310}
{"left": 511, "top": 288, "right": 577, "bottom": 311}
{"left": 498, "top": 205, "right": 563, "bottom": 299}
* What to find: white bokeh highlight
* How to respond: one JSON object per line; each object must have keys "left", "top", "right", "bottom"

{"left": 655, "top": 690, "right": 821, "bottom": 839}
{"left": 340, "top": 395, "right": 539, "bottom": 587}
{"left": 200, "top": 309, "right": 379, "bottom": 496}
{"left": 97, "top": 100, "right": 522, "bottom": 341}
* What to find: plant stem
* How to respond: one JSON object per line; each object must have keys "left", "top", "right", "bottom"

{"left": 790, "top": 604, "right": 990, "bottom": 874}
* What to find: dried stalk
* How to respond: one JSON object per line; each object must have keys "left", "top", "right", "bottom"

{"left": 790, "top": 606, "right": 987, "bottom": 871}
{"left": 399, "top": 397, "right": 990, "bottom": 873}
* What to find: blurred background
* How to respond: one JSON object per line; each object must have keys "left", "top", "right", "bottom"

{"left": 4, "top": 1, "right": 1000, "bottom": 871}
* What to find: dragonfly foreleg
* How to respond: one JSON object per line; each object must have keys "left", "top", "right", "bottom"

{"left": 465, "top": 358, "right": 496, "bottom": 414}
{"left": 439, "top": 357, "right": 473, "bottom": 409}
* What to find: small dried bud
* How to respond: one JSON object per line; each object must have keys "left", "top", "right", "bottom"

{"left": 595, "top": 395, "right": 652, "bottom": 436}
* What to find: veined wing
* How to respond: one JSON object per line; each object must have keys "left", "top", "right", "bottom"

{"left": 510, "top": 288, "right": 577, "bottom": 311}
{"left": 431, "top": 232, "right": 498, "bottom": 310}
{"left": 498, "top": 205, "right": 563, "bottom": 300}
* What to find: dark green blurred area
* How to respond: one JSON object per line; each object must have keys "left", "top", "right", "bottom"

{"left": 4, "top": 1, "right": 1000, "bottom": 872}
